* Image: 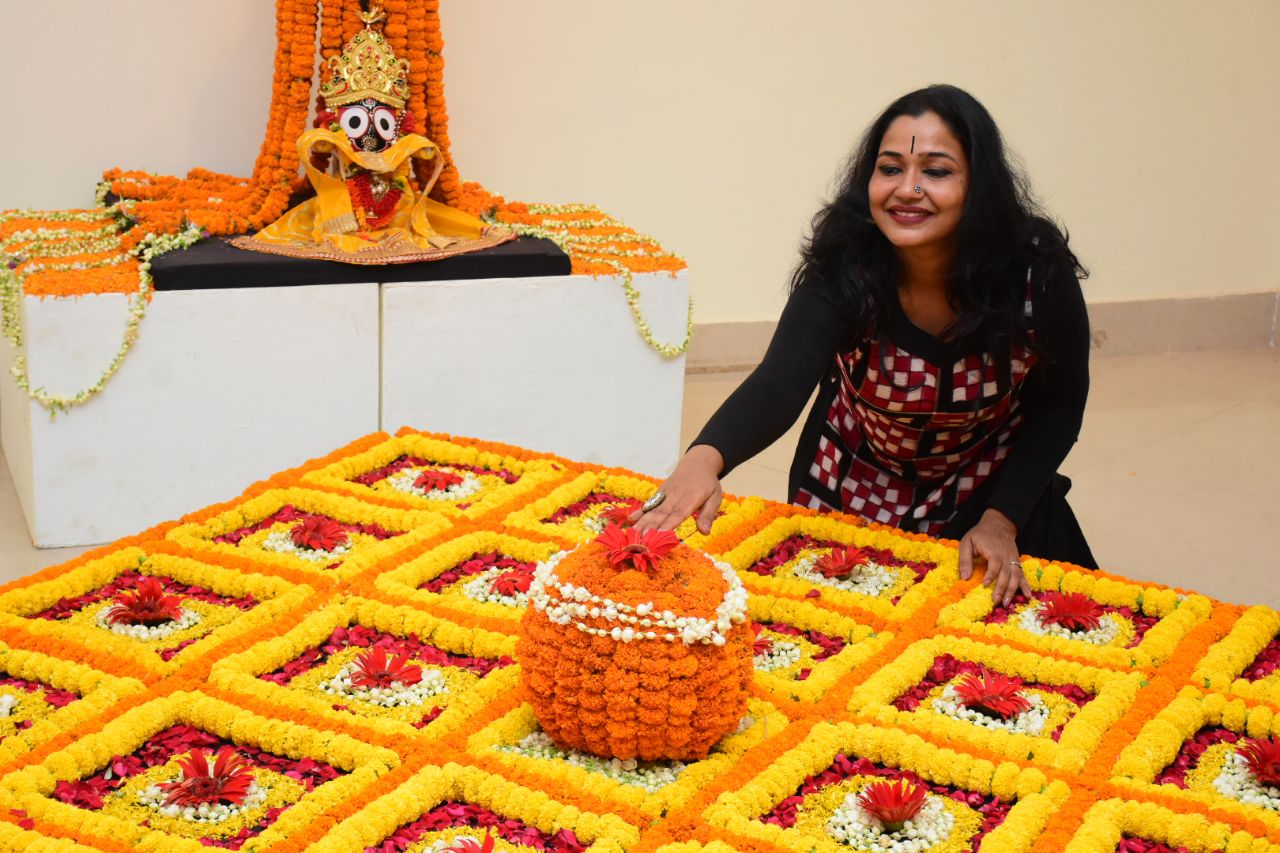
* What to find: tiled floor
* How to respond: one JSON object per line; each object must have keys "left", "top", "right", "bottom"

{"left": 3, "top": 348, "right": 1279, "bottom": 607}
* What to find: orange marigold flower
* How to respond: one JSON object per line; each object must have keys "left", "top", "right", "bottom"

{"left": 952, "top": 668, "right": 1032, "bottom": 719}
{"left": 812, "top": 545, "right": 875, "bottom": 579}
{"left": 1038, "top": 591, "right": 1105, "bottom": 632}
{"left": 1238, "top": 737, "right": 1280, "bottom": 786}
{"left": 349, "top": 647, "right": 423, "bottom": 689}
{"left": 856, "top": 779, "right": 929, "bottom": 832}
{"left": 290, "top": 516, "right": 350, "bottom": 551}
{"left": 104, "top": 577, "right": 184, "bottom": 627}
{"left": 595, "top": 523, "right": 680, "bottom": 573}
{"left": 159, "top": 748, "right": 255, "bottom": 808}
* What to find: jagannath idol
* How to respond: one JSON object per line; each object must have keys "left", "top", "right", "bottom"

{"left": 233, "top": 7, "right": 513, "bottom": 264}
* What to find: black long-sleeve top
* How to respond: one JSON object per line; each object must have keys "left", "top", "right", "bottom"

{"left": 692, "top": 261, "right": 1091, "bottom": 533}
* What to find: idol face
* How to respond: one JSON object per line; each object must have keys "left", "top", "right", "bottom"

{"left": 338, "top": 98, "right": 400, "bottom": 152}
{"left": 868, "top": 111, "right": 969, "bottom": 255}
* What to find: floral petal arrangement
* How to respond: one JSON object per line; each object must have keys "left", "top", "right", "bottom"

{"left": 0, "top": 427, "right": 1273, "bottom": 853}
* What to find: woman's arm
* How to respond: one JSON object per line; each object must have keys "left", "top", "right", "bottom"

{"left": 960, "top": 260, "right": 1091, "bottom": 602}
{"left": 633, "top": 285, "right": 851, "bottom": 532}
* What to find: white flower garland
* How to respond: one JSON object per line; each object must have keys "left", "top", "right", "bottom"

{"left": 317, "top": 661, "right": 448, "bottom": 708}
{"left": 260, "top": 530, "right": 353, "bottom": 563}
{"left": 387, "top": 467, "right": 482, "bottom": 501}
{"left": 137, "top": 779, "right": 269, "bottom": 823}
{"left": 930, "top": 684, "right": 1050, "bottom": 736}
{"left": 1015, "top": 606, "right": 1123, "bottom": 646}
{"left": 1213, "top": 750, "right": 1280, "bottom": 812}
{"left": 460, "top": 566, "right": 531, "bottom": 608}
{"left": 0, "top": 694, "right": 16, "bottom": 718}
{"left": 528, "top": 549, "right": 748, "bottom": 645}
{"left": 792, "top": 553, "right": 900, "bottom": 598}
{"left": 93, "top": 604, "right": 201, "bottom": 641}
{"left": 498, "top": 730, "right": 688, "bottom": 792}
{"left": 826, "top": 790, "right": 955, "bottom": 853}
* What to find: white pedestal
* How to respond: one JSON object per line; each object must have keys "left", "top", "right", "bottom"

{"left": 1, "top": 283, "right": 380, "bottom": 547}
{"left": 381, "top": 271, "right": 689, "bottom": 476}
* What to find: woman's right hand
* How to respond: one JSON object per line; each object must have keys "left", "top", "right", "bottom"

{"left": 631, "top": 445, "right": 726, "bottom": 535}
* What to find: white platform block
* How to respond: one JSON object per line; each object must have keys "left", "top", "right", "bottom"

{"left": 381, "top": 271, "right": 689, "bottom": 477}
{"left": 1, "top": 283, "right": 380, "bottom": 547}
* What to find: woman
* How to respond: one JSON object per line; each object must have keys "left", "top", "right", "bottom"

{"left": 635, "top": 84, "right": 1096, "bottom": 605}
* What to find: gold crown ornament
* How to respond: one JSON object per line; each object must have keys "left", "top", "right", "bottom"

{"left": 319, "top": 7, "right": 410, "bottom": 109}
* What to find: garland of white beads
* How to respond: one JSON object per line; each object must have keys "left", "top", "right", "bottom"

{"left": 528, "top": 549, "right": 748, "bottom": 645}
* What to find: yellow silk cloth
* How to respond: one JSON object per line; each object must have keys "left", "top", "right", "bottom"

{"left": 232, "top": 129, "right": 513, "bottom": 264}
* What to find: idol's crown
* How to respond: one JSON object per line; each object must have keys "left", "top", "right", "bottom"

{"left": 320, "top": 7, "right": 410, "bottom": 110}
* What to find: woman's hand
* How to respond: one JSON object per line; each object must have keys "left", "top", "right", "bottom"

{"left": 632, "top": 445, "right": 726, "bottom": 535}
{"left": 958, "top": 508, "right": 1029, "bottom": 606}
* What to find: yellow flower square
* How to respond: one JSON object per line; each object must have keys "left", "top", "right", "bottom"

{"left": 705, "top": 720, "right": 1069, "bottom": 853}
{"left": 714, "top": 513, "right": 960, "bottom": 622}
{"left": 1059, "top": 798, "right": 1280, "bottom": 853}
{"left": 936, "top": 560, "right": 1213, "bottom": 669}
{"left": 299, "top": 432, "right": 572, "bottom": 521}
{"left": 1194, "top": 605, "right": 1280, "bottom": 705}
{"left": 0, "top": 546, "right": 315, "bottom": 682}
{"left": 209, "top": 595, "right": 517, "bottom": 747}
{"left": 164, "top": 487, "right": 452, "bottom": 585}
{"left": 0, "top": 690, "right": 399, "bottom": 853}
{"left": 849, "top": 636, "right": 1144, "bottom": 771}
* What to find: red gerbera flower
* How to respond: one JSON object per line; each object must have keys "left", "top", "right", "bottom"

{"left": 159, "top": 747, "right": 255, "bottom": 808}
{"left": 104, "top": 577, "right": 184, "bottom": 627}
{"left": 598, "top": 499, "right": 642, "bottom": 529}
{"left": 290, "top": 516, "right": 349, "bottom": 552}
{"left": 491, "top": 565, "right": 534, "bottom": 597}
{"left": 856, "top": 779, "right": 929, "bottom": 832}
{"left": 414, "top": 469, "right": 465, "bottom": 493}
{"left": 1238, "top": 737, "right": 1280, "bottom": 786}
{"left": 445, "top": 832, "right": 495, "bottom": 853}
{"left": 1037, "top": 592, "right": 1105, "bottom": 632}
{"left": 952, "top": 668, "right": 1033, "bottom": 720}
{"left": 812, "top": 546, "right": 874, "bottom": 579}
{"left": 349, "top": 647, "right": 423, "bottom": 689}
{"left": 595, "top": 523, "right": 681, "bottom": 573}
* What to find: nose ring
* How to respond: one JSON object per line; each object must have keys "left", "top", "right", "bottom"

{"left": 913, "top": 185, "right": 923, "bottom": 194}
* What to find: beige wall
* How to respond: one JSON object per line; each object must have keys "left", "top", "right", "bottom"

{"left": 6, "top": 1, "right": 1278, "bottom": 324}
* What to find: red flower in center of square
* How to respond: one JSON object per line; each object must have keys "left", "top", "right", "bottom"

{"left": 598, "top": 499, "right": 642, "bottom": 528}
{"left": 159, "top": 747, "right": 255, "bottom": 808}
{"left": 857, "top": 779, "right": 928, "bottom": 832}
{"left": 1037, "top": 592, "right": 1104, "bottom": 632}
{"left": 1239, "top": 736, "right": 1280, "bottom": 786}
{"left": 350, "top": 648, "right": 423, "bottom": 689}
{"left": 414, "top": 469, "right": 464, "bottom": 492}
{"left": 290, "top": 516, "right": 350, "bottom": 552}
{"left": 105, "top": 577, "right": 184, "bottom": 627}
{"left": 595, "top": 524, "right": 680, "bottom": 573}
{"left": 813, "top": 545, "right": 875, "bottom": 579}
{"left": 953, "top": 668, "right": 1032, "bottom": 720}
{"left": 490, "top": 565, "right": 534, "bottom": 596}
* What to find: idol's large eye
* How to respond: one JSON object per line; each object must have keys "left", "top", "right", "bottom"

{"left": 372, "top": 106, "right": 398, "bottom": 141}
{"left": 339, "top": 106, "right": 370, "bottom": 139}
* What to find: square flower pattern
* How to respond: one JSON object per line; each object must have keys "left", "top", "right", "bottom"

{"left": 0, "top": 429, "right": 1271, "bottom": 852}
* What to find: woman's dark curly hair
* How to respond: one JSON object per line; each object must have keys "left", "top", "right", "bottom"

{"left": 792, "top": 84, "right": 1085, "bottom": 354}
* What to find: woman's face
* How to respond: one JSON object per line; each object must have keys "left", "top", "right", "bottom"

{"left": 868, "top": 111, "right": 968, "bottom": 256}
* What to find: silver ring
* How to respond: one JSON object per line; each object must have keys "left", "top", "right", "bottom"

{"left": 1010, "top": 560, "right": 1023, "bottom": 568}
{"left": 913, "top": 185, "right": 923, "bottom": 194}
{"left": 641, "top": 491, "right": 667, "bottom": 513}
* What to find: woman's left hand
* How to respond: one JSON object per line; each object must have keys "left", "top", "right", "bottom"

{"left": 958, "top": 509, "right": 1029, "bottom": 606}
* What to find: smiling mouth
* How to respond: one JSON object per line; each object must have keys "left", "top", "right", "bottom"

{"left": 888, "top": 208, "right": 933, "bottom": 223}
